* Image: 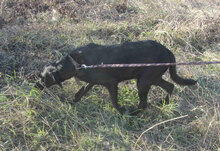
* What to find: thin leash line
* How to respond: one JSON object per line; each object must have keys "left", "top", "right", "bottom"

{"left": 77, "top": 61, "right": 220, "bottom": 69}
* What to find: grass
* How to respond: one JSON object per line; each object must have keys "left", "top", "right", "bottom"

{"left": 0, "top": 0, "right": 220, "bottom": 150}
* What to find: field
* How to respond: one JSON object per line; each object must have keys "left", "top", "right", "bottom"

{"left": 0, "top": 0, "right": 220, "bottom": 150}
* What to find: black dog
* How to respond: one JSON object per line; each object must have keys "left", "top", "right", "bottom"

{"left": 36, "top": 40, "right": 196, "bottom": 114}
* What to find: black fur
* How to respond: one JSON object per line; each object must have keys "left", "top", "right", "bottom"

{"left": 36, "top": 40, "right": 196, "bottom": 115}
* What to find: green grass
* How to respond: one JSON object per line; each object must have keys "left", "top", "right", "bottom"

{"left": 0, "top": 0, "right": 220, "bottom": 150}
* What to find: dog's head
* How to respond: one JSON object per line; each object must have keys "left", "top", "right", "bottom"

{"left": 35, "top": 55, "right": 79, "bottom": 90}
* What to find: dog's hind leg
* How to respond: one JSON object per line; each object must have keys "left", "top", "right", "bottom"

{"left": 154, "top": 78, "right": 174, "bottom": 104}
{"left": 74, "top": 83, "right": 94, "bottom": 102}
{"left": 134, "top": 68, "right": 166, "bottom": 115}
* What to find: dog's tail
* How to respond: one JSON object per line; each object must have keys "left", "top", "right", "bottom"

{"left": 168, "top": 51, "right": 197, "bottom": 85}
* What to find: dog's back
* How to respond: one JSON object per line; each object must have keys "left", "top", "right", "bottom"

{"left": 71, "top": 40, "right": 171, "bottom": 66}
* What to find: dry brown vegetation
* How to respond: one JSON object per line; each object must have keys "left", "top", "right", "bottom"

{"left": 0, "top": 0, "right": 220, "bottom": 150}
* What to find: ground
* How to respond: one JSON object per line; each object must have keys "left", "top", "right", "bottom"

{"left": 0, "top": 0, "right": 219, "bottom": 150}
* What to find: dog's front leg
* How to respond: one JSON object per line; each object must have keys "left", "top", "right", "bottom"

{"left": 74, "top": 83, "right": 94, "bottom": 102}
{"left": 106, "top": 82, "right": 126, "bottom": 114}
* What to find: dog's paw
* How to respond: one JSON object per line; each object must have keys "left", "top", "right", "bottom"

{"left": 75, "top": 87, "right": 85, "bottom": 100}
{"left": 119, "top": 107, "right": 141, "bottom": 116}
{"left": 129, "top": 108, "right": 141, "bottom": 116}
{"left": 72, "top": 98, "right": 81, "bottom": 102}
{"left": 117, "top": 107, "right": 129, "bottom": 114}
{"left": 157, "top": 96, "right": 170, "bottom": 106}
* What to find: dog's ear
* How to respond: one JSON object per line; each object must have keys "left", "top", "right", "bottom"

{"left": 67, "top": 55, "right": 79, "bottom": 68}
{"left": 52, "top": 72, "right": 63, "bottom": 88}
{"left": 69, "top": 50, "right": 83, "bottom": 64}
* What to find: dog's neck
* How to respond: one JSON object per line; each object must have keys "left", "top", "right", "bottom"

{"left": 55, "top": 55, "right": 80, "bottom": 81}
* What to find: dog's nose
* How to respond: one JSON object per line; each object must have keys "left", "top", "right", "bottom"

{"left": 34, "top": 82, "right": 44, "bottom": 90}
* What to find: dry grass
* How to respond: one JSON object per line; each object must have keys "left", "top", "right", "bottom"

{"left": 0, "top": 0, "right": 220, "bottom": 150}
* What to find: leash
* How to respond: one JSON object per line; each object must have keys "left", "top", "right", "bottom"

{"left": 77, "top": 61, "right": 220, "bottom": 69}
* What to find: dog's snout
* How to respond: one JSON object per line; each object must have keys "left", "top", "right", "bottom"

{"left": 34, "top": 82, "right": 44, "bottom": 90}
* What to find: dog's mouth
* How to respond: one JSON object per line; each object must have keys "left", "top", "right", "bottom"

{"left": 34, "top": 70, "right": 63, "bottom": 90}
{"left": 34, "top": 81, "right": 45, "bottom": 90}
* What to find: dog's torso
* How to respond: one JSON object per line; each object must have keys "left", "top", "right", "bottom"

{"left": 70, "top": 40, "right": 170, "bottom": 85}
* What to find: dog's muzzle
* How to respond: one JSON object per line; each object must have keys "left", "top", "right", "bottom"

{"left": 34, "top": 81, "right": 45, "bottom": 90}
